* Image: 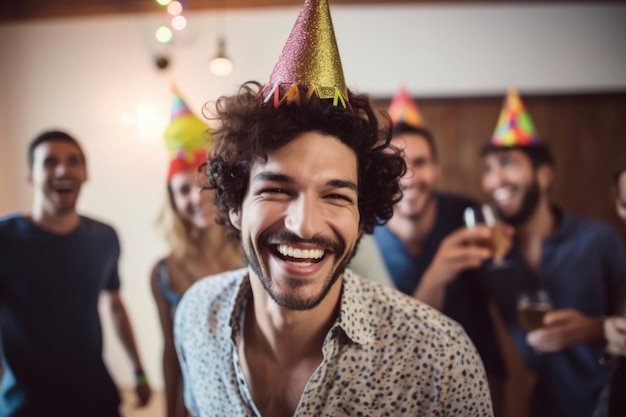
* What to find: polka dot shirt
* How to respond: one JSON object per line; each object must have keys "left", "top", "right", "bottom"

{"left": 175, "top": 268, "right": 493, "bottom": 416}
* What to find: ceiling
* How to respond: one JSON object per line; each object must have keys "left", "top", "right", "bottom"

{"left": 0, "top": 0, "right": 564, "bottom": 22}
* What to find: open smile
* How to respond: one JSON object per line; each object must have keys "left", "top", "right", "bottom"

{"left": 273, "top": 244, "right": 329, "bottom": 267}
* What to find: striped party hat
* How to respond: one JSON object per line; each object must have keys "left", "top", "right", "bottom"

{"left": 388, "top": 86, "right": 425, "bottom": 128}
{"left": 164, "top": 87, "right": 211, "bottom": 179}
{"left": 491, "top": 88, "right": 540, "bottom": 147}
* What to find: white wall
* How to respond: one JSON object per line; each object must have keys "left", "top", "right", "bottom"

{"left": 1, "top": 2, "right": 625, "bottom": 389}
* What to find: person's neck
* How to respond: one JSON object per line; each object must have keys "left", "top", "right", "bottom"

{"left": 387, "top": 197, "right": 438, "bottom": 257}
{"left": 246, "top": 274, "right": 342, "bottom": 363}
{"left": 30, "top": 206, "right": 80, "bottom": 235}
{"left": 516, "top": 199, "right": 554, "bottom": 243}
{"left": 194, "top": 224, "right": 230, "bottom": 254}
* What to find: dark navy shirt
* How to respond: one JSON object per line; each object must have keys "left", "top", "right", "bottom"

{"left": 374, "top": 192, "right": 506, "bottom": 377}
{"left": 482, "top": 208, "right": 626, "bottom": 417}
{"left": 0, "top": 214, "right": 122, "bottom": 417}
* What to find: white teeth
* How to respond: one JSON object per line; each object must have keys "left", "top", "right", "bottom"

{"left": 277, "top": 245, "right": 324, "bottom": 259}
{"left": 493, "top": 187, "right": 512, "bottom": 201}
{"left": 53, "top": 180, "right": 74, "bottom": 191}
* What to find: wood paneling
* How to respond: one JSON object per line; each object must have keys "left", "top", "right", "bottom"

{"left": 373, "top": 91, "right": 626, "bottom": 245}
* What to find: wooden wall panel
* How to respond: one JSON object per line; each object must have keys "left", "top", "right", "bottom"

{"left": 373, "top": 92, "right": 626, "bottom": 245}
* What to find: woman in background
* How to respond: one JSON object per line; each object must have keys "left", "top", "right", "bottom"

{"left": 151, "top": 89, "right": 242, "bottom": 417}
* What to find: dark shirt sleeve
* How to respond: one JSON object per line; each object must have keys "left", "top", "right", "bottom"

{"left": 601, "top": 226, "right": 626, "bottom": 315}
{"left": 104, "top": 229, "right": 122, "bottom": 291}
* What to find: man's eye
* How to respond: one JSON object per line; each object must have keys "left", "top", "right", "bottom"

{"left": 326, "top": 193, "right": 353, "bottom": 203}
{"left": 260, "top": 188, "right": 287, "bottom": 195}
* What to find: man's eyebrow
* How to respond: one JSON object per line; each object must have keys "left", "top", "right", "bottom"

{"left": 252, "top": 173, "right": 357, "bottom": 192}
{"left": 252, "top": 172, "right": 295, "bottom": 184}
{"left": 327, "top": 179, "right": 358, "bottom": 192}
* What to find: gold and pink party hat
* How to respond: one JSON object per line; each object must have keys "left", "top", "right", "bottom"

{"left": 491, "top": 88, "right": 540, "bottom": 147}
{"left": 259, "top": 0, "right": 349, "bottom": 108}
{"left": 164, "top": 87, "right": 211, "bottom": 179}
{"left": 388, "top": 86, "right": 425, "bottom": 128}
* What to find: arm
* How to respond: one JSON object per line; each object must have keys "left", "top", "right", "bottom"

{"left": 413, "top": 226, "right": 492, "bottom": 310}
{"left": 150, "top": 262, "right": 188, "bottom": 417}
{"left": 528, "top": 225, "right": 626, "bottom": 353}
{"left": 526, "top": 309, "right": 605, "bottom": 353}
{"left": 109, "top": 290, "right": 152, "bottom": 407}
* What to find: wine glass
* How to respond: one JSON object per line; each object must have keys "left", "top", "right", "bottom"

{"left": 463, "top": 204, "right": 509, "bottom": 268}
{"left": 517, "top": 289, "right": 553, "bottom": 332}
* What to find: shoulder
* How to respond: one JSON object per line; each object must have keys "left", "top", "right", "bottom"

{"left": 150, "top": 257, "right": 169, "bottom": 285}
{"left": 345, "top": 271, "right": 473, "bottom": 350}
{"left": 176, "top": 268, "right": 246, "bottom": 325}
{"left": 79, "top": 215, "right": 120, "bottom": 243}
{"left": 0, "top": 213, "right": 28, "bottom": 231}
{"left": 80, "top": 215, "right": 117, "bottom": 234}
{"left": 563, "top": 212, "right": 621, "bottom": 243}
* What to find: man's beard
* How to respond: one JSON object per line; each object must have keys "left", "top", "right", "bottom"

{"left": 397, "top": 188, "right": 435, "bottom": 222}
{"left": 243, "top": 229, "right": 354, "bottom": 311}
{"left": 501, "top": 179, "right": 541, "bottom": 227}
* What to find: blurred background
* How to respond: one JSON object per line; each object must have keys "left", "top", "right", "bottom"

{"left": 1, "top": 0, "right": 625, "bottom": 413}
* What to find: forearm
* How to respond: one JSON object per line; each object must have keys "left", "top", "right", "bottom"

{"left": 164, "top": 348, "right": 183, "bottom": 416}
{"left": 412, "top": 268, "right": 446, "bottom": 311}
{"left": 111, "top": 298, "right": 145, "bottom": 372}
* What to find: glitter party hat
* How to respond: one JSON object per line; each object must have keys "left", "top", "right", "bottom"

{"left": 164, "top": 87, "right": 211, "bottom": 179}
{"left": 491, "top": 88, "right": 540, "bottom": 147}
{"left": 259, "top": 0, "right": 349, "bottom": 108}
{"left": 388, "top": 86, "right": 425, "bottom": 128}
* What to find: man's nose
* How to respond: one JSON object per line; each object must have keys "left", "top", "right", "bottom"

{"left": 54, "top": 162, "right": 67, "bottom": 177}
{"left": 284, "top": 194, "right": 323, "bottom": 239}
{"left": 190, "top": 186, "right": 202, "bottom": 204}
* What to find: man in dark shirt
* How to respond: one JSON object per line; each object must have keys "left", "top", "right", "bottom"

{"left": 0, "top": 130, "right": 152, "bottom": 416}
{"left": 480, "top": 89, "right": 626, "bottom": 417}
{"left": 352, "top": 87, "right": 507, "bottom": 415}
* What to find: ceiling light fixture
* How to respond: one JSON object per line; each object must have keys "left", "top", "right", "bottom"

{"left": 209, "top": 37, "right": 233, "bottom": 76}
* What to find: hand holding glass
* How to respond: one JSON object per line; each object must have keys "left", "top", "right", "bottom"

{"left": 517, "top": 290, "right": 553, "bottom": 332}
{"left": 463, "top": 204, "right": 508, "bottom": 266}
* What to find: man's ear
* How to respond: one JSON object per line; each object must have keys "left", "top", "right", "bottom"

{"left": 229, "top": 207, "right": 242, "bottom": 231}
{"left": 537, "top": 164, "right": 554, "bottom": 192}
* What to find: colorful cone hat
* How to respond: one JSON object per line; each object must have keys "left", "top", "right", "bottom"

{"left": 260, "top": 0, "right": 349, "bottom": 108}
{"left": 164, "top": 87, "right": 211, "bottom": 179}
{"left": 491, "top": 88, "right": 540, "bottom": 147}
{"left": 388, "top": 86, "right": 425, "bottom": 128}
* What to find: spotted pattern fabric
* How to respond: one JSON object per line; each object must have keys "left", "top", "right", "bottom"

{"left": 174, "top": 268, "right": 493, "bottom": 416}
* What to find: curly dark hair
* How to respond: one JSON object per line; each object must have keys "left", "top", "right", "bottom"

{"left": 202, "top": 82, "right": 406, "bottom": 240}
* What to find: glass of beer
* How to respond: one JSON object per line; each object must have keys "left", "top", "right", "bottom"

{"left": 517, "top": 289, "right": 553, "bottom": 332}
{"left": 463, "top": 204, "right": 508, "bottom": 267}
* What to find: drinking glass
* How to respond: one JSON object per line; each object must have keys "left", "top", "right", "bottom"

{"left": 463, "top": 204, "right": 508, "bottom": 267}
{"left": 517, "top": 289, "right": 553, "bottom": 332}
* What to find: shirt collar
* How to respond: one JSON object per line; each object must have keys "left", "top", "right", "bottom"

{"left": 226, "top": 268, "right": 377, "bottom": 346}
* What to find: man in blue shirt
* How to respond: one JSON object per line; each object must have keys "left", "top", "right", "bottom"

{"left": 351, "top": 88, "right": 507, "bottom": 415}
{"left": 480, "top": 89, "right": 626, "bottom": 417}
{"left": 0, "top": 130, "right": 152, "bottom": 416}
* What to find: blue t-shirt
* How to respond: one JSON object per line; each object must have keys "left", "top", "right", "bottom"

{"left": 0, "top": 214, "right": 122, "bottom": 417}
{"left": 482, "top": 208, "right": 626, "bottom": 417}
{"left": 374, "top": 192, "right": 506, "bottom": 377}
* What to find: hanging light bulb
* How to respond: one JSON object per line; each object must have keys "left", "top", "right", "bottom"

{"left": 209, "top": 38, "right": 233, "bottom": 76}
